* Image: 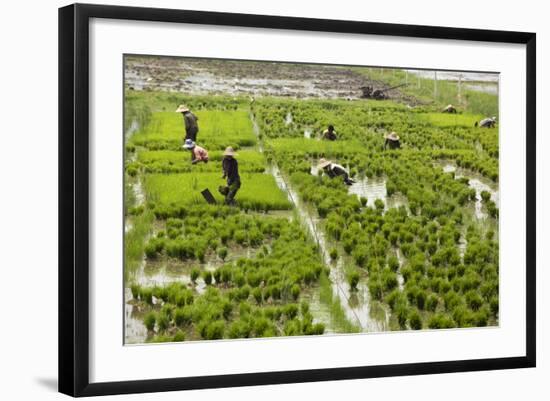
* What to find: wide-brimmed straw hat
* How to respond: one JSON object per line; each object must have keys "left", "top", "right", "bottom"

{"left": 182, "top": 139, "right": 196, "bottom": 149}
{"left": 223, "top": 146, "right": 237, "bottom": 156}
{"left": 385, "top": 131, "right": 400, "bottom": 141}
{"left": 318, "top": 158, "right": 332, "bottom": 168}
{"left": 175, "top": 104, "right": 190, "bottom": 113}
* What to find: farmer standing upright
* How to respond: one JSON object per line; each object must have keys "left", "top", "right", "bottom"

{"left": 176, "top": 104, "right": 199, "bottom": 142}
{"left": 220, "top": 147, "right": 241, "bottom": 205}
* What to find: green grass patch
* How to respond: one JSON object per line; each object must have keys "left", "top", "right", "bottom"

{"left": 144, "top": 172, "right": 291, "bottom": 211}
{"left": 137, "top": 149, "right": 266, "bottom": 174}
{"left": 266, "top": 138, "right": 366, "bottom": 158}
{"left": 125, "top": 209, "right": 154, "bottom": 281}
{"left": 418, "top": 112, "right": 484, "bottom": 128}
{"left": 130, "top": 110, "right": 256, "bottom": 151}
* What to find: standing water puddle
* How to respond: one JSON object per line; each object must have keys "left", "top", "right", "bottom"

{"left": 311, "top": 170, "right": 410, "bottom": 212}
{"left": 125, "top": 288, "right": 148, "bottom": 344}
{"left": 437, "top": 161, "right": 499, "bottom": 219}
{"left": 348, "top": 177, "right": 387, "bottom": 208}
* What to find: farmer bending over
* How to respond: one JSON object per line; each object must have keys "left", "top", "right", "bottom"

{"left": 220, "top": 147, "right": 241, "bottom": 205}
{"left": 318, "top": 158, "right": 355, "bottom": 186}
{"left": 176, "top": 104, "right": 199, "bottom": 142}
{"left": 182, "top": 139, "right": 209, "bottom": 164}
{"left": 384, "top": 131, "right": 401, "bottom": 150}
{"left": 475, "top": 116, "right": 497, "bottom": 128}
{"left": 322, "top": 125, "right": 337, "bottom": 141}
{"left": 442, "top": 104, "right": 457, "bottom": 113}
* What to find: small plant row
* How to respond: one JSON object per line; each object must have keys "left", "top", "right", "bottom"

{"left": 137, "top": 285, "right": 324, "bottom": 341}
{"left": 144, "top": 213, "right": 289, "bottom": 261}
{"left": 132, "top": 220, "right": 329, "bottom": 340}
{"left": 255, "top": 98, "right": 497, "bottom": 166}
{"left": 128, "top": 149, "right": 266, "bottom": 175}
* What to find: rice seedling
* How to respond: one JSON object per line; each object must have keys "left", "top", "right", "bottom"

{"left": 173, "top": 330, "right": 186, "bottom": 342}
{"left": 347, "top": 271, "right": 360, "bottom": 291}
{"left": 217, "top": 247, "right": 228, "bottom": 261}
{"left": 202, "top": 270, "right": 213, "bottom": 285}
{"left": 408, "top": 308, "right": 423, "bottom": 330}
{"left": 190, "top": 268, "right": 200, "bottom": 283}
{"left": 143, "top": 312, "right": 156, "bottom": 332}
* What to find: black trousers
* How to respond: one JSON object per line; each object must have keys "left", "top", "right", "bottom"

{"left": 225, "top": 180, "right": 241, "bottom": 205}
{"left": 185, "top": 129, "right": 198, "bottom": 142}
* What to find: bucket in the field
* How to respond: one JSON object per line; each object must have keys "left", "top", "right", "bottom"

{"left": 201, "top": 188, "right": 217, "bottom": 204}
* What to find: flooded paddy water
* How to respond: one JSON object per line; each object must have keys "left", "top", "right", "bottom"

{"left": 311, "top": 162, "right": 408, "bottom": 212}
{"left": 435, "top": 160, "right": 499, "bottom": 220}
{"left": 348, "top": 176, "right": 409, "bottom": 212}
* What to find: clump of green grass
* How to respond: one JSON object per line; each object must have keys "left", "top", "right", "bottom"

{"left": 173, "top": 330, "right": 186, "bottom": 342}
{"left": 347, "top": 271, "right": 360, "bottom": 291}
{"left": 144, "top": 312, "right": 156, "bottom": 332}
{"left": 409, "top": 308, "right": 422, "bottom": 330}
{"left": 190, "top": 267, "right": 200, "bottom": 283}
{"left": 217, "top": 246, "right": 228, "bottom": 261}
{"left": 203, "top": 270, "right": 213, "bottom": 285}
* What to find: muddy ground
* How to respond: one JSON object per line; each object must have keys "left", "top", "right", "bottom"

{"left": 125, "top": 56, "right": 420, "bottom": 103}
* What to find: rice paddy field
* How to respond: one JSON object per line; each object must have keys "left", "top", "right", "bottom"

{"left": 124, "top": 58, "right": 499, "bottom": 344}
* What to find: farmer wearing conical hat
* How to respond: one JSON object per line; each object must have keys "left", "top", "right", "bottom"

{"left": 475, "top": 116, "right": 497, "bottom": 128}
{"left": 220, "top": 147, "right": 241, "bottom": 205}
{"left": 318, "top": 158, "right": 355, "bottom": 186}
{"left": 175, "top": 104, "right": 199, "bottom": 142}
{"left": 442, "top": 104, "right": 457, "bottom": 113}
{"left": 182, "top": 139, "right": 209, "bottom": 164}
{"left": 384, "top": 131, "right": 401, "bottom": 150}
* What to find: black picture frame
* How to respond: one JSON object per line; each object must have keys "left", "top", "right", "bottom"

{"left": 58, "top": 3, "right": 536, "bottom": 397}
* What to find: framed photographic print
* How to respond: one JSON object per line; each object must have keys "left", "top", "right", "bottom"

{"left": 58, "top": 3, "right": 536, "bottom": 397}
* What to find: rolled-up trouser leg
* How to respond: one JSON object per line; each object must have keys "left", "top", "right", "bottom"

{"left": 225, "top": 181, "right": 241, "bottom": 205}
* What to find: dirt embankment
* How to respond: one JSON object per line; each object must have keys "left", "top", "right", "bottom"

{"left": 125, "top": 56, "right": 420, "bottom": 104}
